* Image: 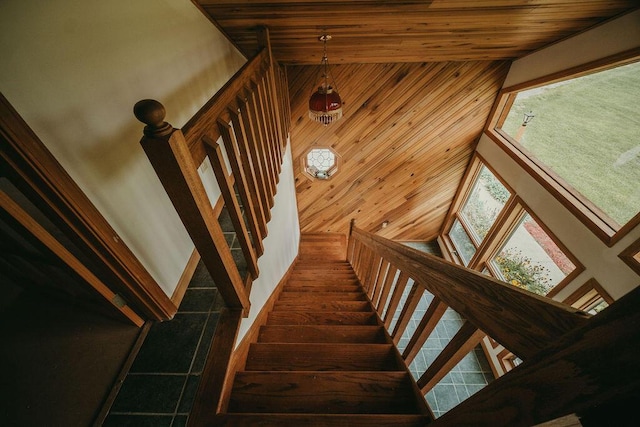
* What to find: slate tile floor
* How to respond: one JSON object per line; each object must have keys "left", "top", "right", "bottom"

{"left": 104, "top": 209, "right": 243, "bottom": 426}
{"left": 398, "top": 295, "right": 494, "bottom": 418}
{"left": 398, "top": 241, "right": 494, "bottom": 418}
{"left": 104, "top": 261, "right": 224, "bottom": 427}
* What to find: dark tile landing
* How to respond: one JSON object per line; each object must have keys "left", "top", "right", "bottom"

{"left": 105, "top": 261, "right": 225, "bottom": 426}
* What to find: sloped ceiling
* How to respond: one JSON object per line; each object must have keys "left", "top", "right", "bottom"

{"left": 195, "top": 0, "right": 637, "bottom": 239}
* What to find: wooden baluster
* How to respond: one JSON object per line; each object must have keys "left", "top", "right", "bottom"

{"left": 360, "top": 248, "right": 374, "bottom": 292}
{"left": 217, "top": 119, "right": 264, "bottom": 257}
{"left": 371, "top": 259, "right": 390, "bottom": 308}
{"left": 280, "top": 66, "right": 292, "bottom": 139}
{"left": 238, "top": 91, "right": 272, "bottom": 217}
{"left": 269, "top": 69, "right": 284, "bottom": 166}
{"left": 250, "top": 81, "right": 277, "bottom": 198}
{"left": 231, "top": 101, "right": 269, "bottom": 233}
{"left": 392, "top": 281, "right": 426, "bottom": 344}
{"left": 257, "top": 26, "right": 285, "bottom": 164}
{"left": 377, "top": 265, "right": 399, "bottom": 314}
{"left": 257, "top": 76, "right": 280, "bottom": 178}
{"left": 417, "top": 321, "right": 485, "bottom": 393}
{"left": 268, "top": 72, "right": 283, "bottom": 170}
{"left": 366, "top": 256, "right": 383, "bottom": 300}
{"left": 250, "top": 83, "right": 276, "bottom": 204}
{"left": 358, "top": 245, "right": 370, "bottom": 280}
{"left": 352, "top": 240, "right": 363, "bottom": 277}
{"left": 134, "top": 99, "right": 250, "bottom": 313}
{"left": 347, "top": 218, "right": 356, "bottom": 262}
{"left": 383, "top": 272, "right": 410, "bottom": 329}
{"left": 203, "top": 135, "right": 258, "bottom": 280}
{"left": 403, "top": 296, "right": 448, "bottom": 365}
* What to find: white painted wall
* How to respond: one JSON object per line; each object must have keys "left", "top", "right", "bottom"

{"left": 237, "top": 142, "right": 301, "bottom": 344}
{"left": 504, "top": 10, "right": 640, "bottom": 88}
{"left": 0, "top": 0, "right": 246, "bottom": 295}
{"left": 477, "top": 9, "right": 640, "bottom": 301}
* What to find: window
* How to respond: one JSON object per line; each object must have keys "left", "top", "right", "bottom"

{"left": 460, "top": 166, "right": 511, "bottom": 243}
{"left": 302, "top": 147, "right": 340, "bottom": 180}
{"left": 443, "top": 156, "right": 582, "bottom": 297}
{"left": 563, "top": 279, "right": 614, "bottom": 315}
{"left": 449, "top": 219, "right": 476, "bottom": 265}
{"left": 490, "top": 54, "right": 640, "bottom": 245}
{"left": 489, "top": 212, "right": 577, "bottom": 296}
{"left": 446, "top": 160, "right": 512, "bottom": 266}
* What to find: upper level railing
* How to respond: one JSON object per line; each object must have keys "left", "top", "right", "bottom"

{"left": 348, "top": 221, "right": 639, "bottom": 425}
{"left": 134, "top": 28, "right": 290, "bottom": 315}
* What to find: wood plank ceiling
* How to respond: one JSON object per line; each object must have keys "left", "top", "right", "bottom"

{"left": 196, "top": 0, "right": 637, "bottom": 240}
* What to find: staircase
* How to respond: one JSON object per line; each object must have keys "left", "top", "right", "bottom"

{"left": 219, "top": 239, "right": 432, "bottom": 425}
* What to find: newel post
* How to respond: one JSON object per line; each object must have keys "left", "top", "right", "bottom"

{"left": 134, "top": 100, "right": 250, "bottom": 315}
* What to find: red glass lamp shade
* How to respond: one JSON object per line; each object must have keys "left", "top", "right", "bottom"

{"left": 309, "top": 85, "right": 343, "bottom": 126}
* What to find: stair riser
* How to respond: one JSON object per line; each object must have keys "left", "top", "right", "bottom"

{"left": 283, "top": 286, "right": 362, "bottom": 293}
{"left": 278, "top": 293, "right": 367, "bottom": 301}
{"left": 229, "top": 372, "right": 421, "bottom": 414}
{"left": 245, "top": 344, "right": 401, "bottom": 371}
{"left": 216, "top": 414, "right": 431, "bottom": 426}
{"left": 273, "top": 302, "right": 371, "bottom": 312}
{"left": 258, "top": 326, "right": 388, "bottom": 344}
{"left": 267, "top": 312, "right": 378, "bottom": 325}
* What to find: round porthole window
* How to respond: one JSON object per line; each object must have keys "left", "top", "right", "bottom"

{"left": 303, "top": 147, "right": 340, "bottom": 180}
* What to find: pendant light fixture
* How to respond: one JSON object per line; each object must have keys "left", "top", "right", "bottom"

{"left": 308, "top": 34, "right": 343, "bottom": 126}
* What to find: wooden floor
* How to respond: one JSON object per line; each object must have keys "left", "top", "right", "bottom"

{"left": 218, "top": 256, "right": 432, "bottom": 426}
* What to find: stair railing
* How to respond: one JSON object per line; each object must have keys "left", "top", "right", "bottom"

{"left": 134, "top": 27, "right": 290, "bottom": 314}
{"left": 348, "top": 221, "right": 639, "bottom": 425}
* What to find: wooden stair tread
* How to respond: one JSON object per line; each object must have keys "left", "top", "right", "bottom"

{"left": 273, "top": 301, "right": 371, "bottom": 312}
{"left": 245, "top": 343, "right": 401, "bottom": 371}
{"left": 229, "top": 371, "right": 422, "bottom": 414}
{"left": 286, "top": 281, "right": 360, "bottom": 287}
{"left": 292, "top": 265, "right": 352, "bottom": 271}
{"left": 258, "top": 325, "right": 388, "bottom": 343}
{"left": 283, "top": 285, "right": 362, "bottom": 293}
{"left": 278, "top": 292, "right": 367, "bottom": 301}
{"left": 267, "top": 311, "right": 378, "bottom": 325}
{"left": 216, "top": 413, "right": 432, "bottom": 426}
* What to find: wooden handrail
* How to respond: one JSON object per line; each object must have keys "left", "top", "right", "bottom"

{"left": 349, "top": 225, "right": 638, "bottom": 424}
{"left": 350, "top": 226, "right": 589, "bottom": 359}
{"left": 182, "top": 48, "right": 269, "bottom": 163}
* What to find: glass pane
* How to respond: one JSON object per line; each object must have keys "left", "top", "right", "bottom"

{"left": 586, "top": 299, "right": 609, "bottom": 315}
{"left": 449, "top": 219, "right": 476, "bottom": 266}
{"left": 499, "top": 61, "right": 640, "bottom": 228}
{"left": 306, "top": 148, "right": 335, "bottom": 172}
{"left": 460, "top": 166, "right": 510, "bottom": 243}
{"left": 491, "top": 213, "right": 576, "bottom": 296}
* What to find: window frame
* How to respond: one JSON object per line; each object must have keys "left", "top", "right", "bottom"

{"left": 485, "top": 48, "right": 640, "bottom": 247}
{"left": 441, "top": 154, "right": 515, "bottom": 268}
{"left": 619, "top": 237, "right": 640, "bottom": 276}
{"left": 442, "top": 155, "right": 584, "bottom": 299}
{"left": 301, "top": 146, "right": 341, "bottom": 181}
{"left": 563, "top": 278, "right": 614, "bottom": 313}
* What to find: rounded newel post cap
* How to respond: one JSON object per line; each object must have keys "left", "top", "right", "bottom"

{"left": 133, "top": 99, "right": 173, "bottom": 137}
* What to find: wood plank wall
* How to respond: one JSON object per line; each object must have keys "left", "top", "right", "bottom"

{"left": 288, "top": 61, "right": 510, "bottom": 241}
